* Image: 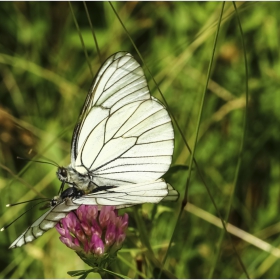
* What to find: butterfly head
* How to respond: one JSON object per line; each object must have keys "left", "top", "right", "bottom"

{"left": 56, "top": 166, "right": 68, "bottom": 182}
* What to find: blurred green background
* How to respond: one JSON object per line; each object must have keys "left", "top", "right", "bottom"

{"left": 0, "top": 2, "right": 280, "bottom": 278}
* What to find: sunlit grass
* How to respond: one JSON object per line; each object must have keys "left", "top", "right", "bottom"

{"left": 0, "top": 1, "right": 280, "bottom": 278}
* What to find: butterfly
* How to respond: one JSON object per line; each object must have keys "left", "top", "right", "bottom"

{"left": 8, "top": 52, "right": 179, "bottom": 248}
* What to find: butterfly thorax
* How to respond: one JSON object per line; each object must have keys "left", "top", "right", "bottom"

{"left": 56, "top": 166, "right": 98, "bottom": 193}
{"left": 51, "top": 186, "right": 84, "bottom": 207}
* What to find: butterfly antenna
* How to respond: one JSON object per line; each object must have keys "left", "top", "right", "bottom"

{"left": 17, "top": 156, "right": 59, "bottom": 167}
{"left": 1, "top": 199, "right": 51, "bottom": 231}
{"left": 39, "top": 155, "right": 61, "bottom": 167}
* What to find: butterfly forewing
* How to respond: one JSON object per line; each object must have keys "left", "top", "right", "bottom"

{"left": 71, "top": 52, "right": 174, "bottom": 189}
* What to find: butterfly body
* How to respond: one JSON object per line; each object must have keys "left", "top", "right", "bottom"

{"left": 57, "top": 166, "right": 98, "bottom": 193}
{"left": 9, "top": 51, "right": 179, "bottom": 249}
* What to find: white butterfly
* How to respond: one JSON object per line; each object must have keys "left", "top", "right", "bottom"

{"left": 8, "top": 52, "right": 179, "bottom": 248}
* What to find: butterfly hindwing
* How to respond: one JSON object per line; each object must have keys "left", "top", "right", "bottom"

{"left": 72, "top": 179, "right": 172, "bottom": 208}
{"left": 9, "top": 200, "right": 79, "bottom": 249}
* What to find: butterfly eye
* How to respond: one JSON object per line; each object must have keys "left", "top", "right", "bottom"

{"left": 60, "top": 168, "right": 67, "bottom": 178}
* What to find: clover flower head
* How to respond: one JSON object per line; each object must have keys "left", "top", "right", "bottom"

{"left": 55, "top": 205, "right": 129, "bottom": 268}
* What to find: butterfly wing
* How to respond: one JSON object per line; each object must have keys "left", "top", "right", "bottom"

{"left": 9, "top": 200, "right": 79, "bottom": 249}
{"left": 71, "top": 178, "right": 178, "bottom": 209}
{"left": 9, "top": 179, "right": 178, "bottom": 248}
{"left": 71, "top": 52, "right": 175, "bottom": 189}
